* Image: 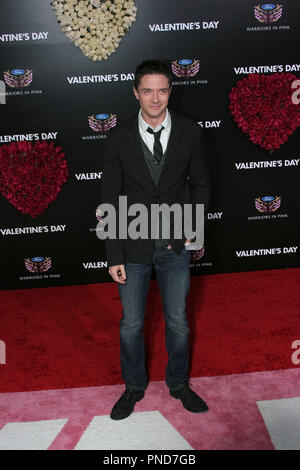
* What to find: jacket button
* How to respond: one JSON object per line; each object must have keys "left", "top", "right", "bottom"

{"left": 156, "top": 194, "right": 160, "bottom": 199}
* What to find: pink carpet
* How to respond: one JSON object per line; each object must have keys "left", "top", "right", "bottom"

{"left": 1, "top": 368, "right": 299, "bottom": 450}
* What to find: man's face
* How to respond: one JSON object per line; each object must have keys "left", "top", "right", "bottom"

{"left": 133, "top": 74, "right": 171, "bottom": 125}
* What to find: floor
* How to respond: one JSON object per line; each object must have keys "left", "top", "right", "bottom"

{"left": 0, "top": 367, "right": 299, "bottom": 450}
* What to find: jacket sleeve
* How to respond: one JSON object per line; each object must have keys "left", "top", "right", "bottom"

{"left": 186, "top": 124, "right": 211, "bottom": 246}
{"left": 100, "top": 131, "right": 125, "bottom": 267}
{"left": 188, "top": 124, "right": 211, "bottom": 214}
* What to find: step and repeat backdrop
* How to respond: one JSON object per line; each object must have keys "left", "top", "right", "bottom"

{"left": 0, "top": 0, "right": 299, "bottom": 289}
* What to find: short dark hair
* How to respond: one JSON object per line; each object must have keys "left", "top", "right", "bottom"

{"left": 134, "top": 60, "right": 172, "bottom": 90}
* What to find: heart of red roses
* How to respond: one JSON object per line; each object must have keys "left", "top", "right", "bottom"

{"left": 229, "top": 72, "right": 300, "bottom": 151}
{"left": 0, "top": 140, "right": 69, "bottom": 218}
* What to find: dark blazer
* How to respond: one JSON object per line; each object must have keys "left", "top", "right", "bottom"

{"left": 101, "top": 111, "right": 211, "bottom": 267}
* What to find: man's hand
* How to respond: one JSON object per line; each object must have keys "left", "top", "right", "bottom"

{"left": 166, "top": 239, "right": 191, "bottom": 250}
{"left": 108, "top": 265, "right": 127, "bottom": 284}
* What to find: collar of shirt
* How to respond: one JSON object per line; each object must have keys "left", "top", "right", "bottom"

{"left": 138, "top": 109, "right": 171, "bottom": 154}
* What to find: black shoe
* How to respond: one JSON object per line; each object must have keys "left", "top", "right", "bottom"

{"left": 110, "top": 389, "right": 145, "bottom": 420}
{"left": 170, "top": 385, "right": 208, "bottom": 413}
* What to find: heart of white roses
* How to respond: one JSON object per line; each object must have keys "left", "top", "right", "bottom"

{"left": 52, "top": 0, "right": 137, "bottom": 61}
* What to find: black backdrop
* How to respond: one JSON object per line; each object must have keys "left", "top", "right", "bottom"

{"left": 0, "top": 0, "right": 299, "bottom": 289}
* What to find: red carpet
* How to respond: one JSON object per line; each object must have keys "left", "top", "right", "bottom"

{"left": 0, "top": 267, "right": 299, "bottom": 393}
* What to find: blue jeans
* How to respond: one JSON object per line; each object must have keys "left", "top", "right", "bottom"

{"left": 118, "top": 245, "right": 191, "bottom": 391}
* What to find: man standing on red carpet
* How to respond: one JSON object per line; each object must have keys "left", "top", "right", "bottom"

{"left": 100, "top": 60, "right": 210, "bottom": 420}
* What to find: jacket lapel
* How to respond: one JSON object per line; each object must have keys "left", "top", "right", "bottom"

{"left": 127, "top": 117, "right": 156, "bottom": 191}
{"left": 157, "top": 112, "right": 184, "bottom": 189}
